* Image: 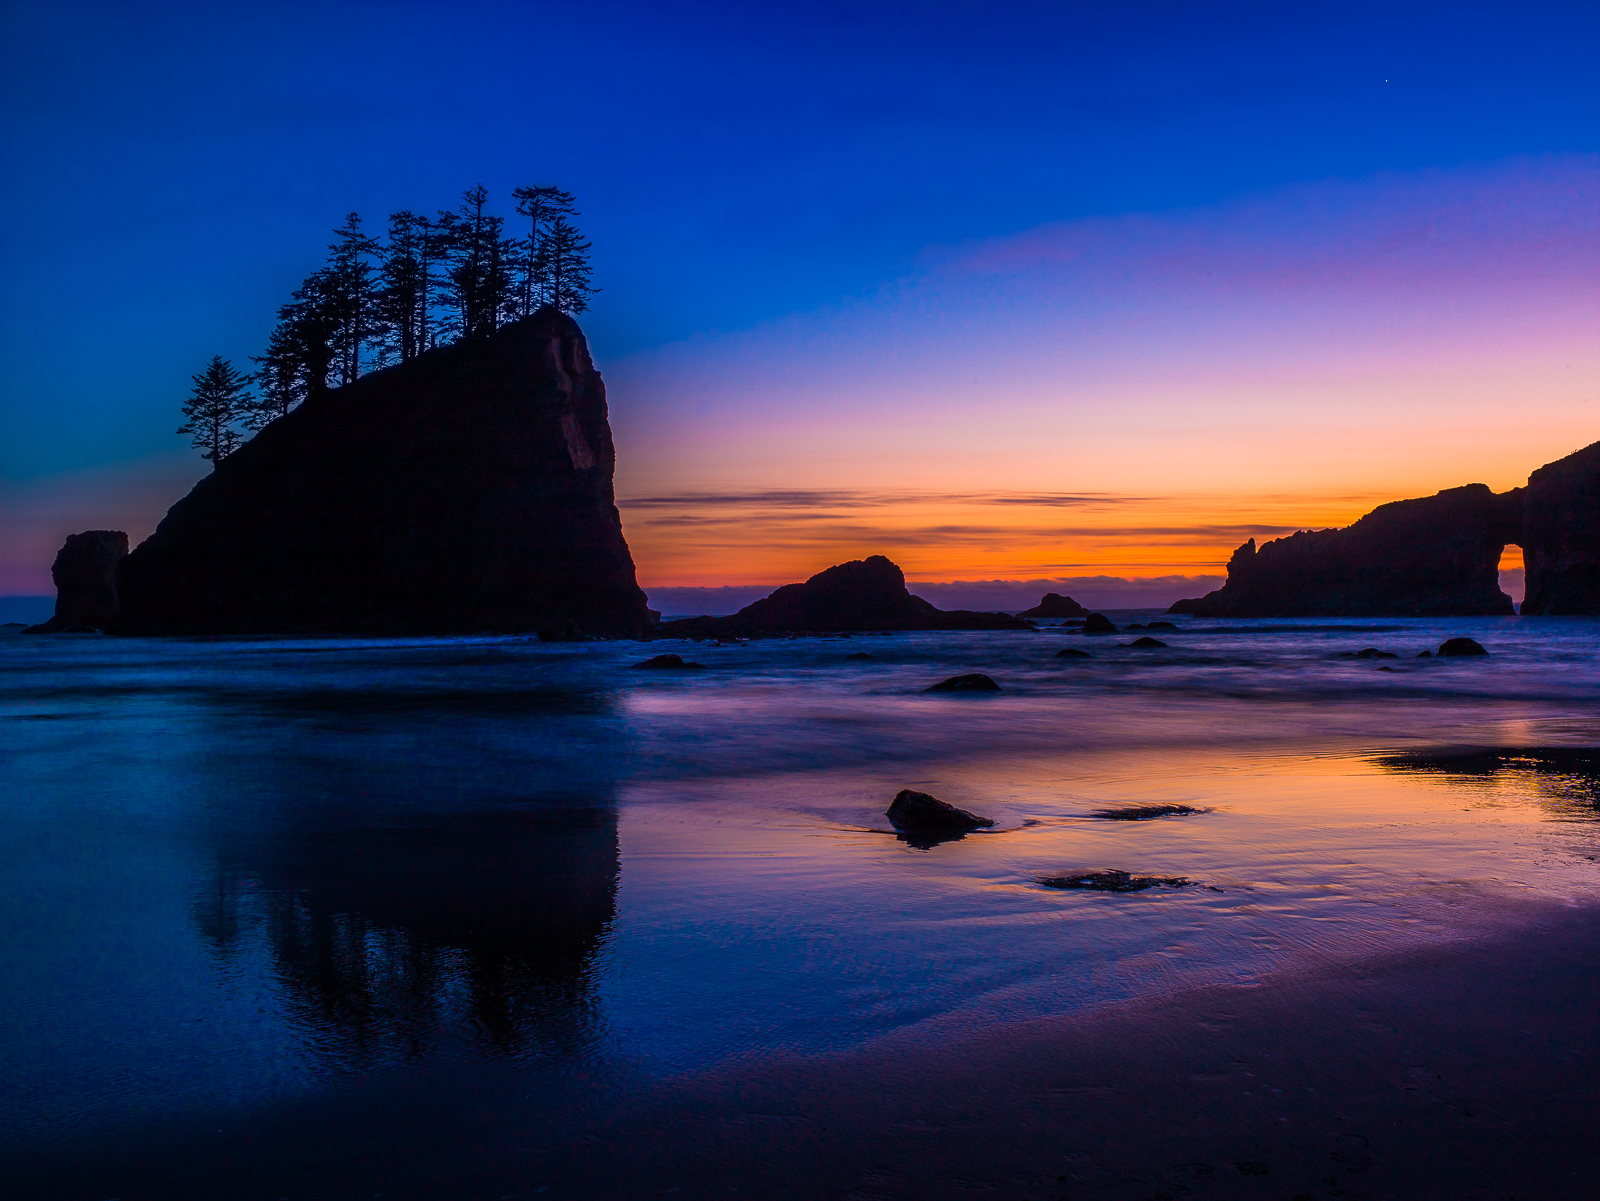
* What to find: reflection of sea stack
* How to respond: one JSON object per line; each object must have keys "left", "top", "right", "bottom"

{"left": 114, "top": 309, "right": 650, "bottom": 635}
{"left": 198, "top": 804, "right": 620, "bottom": 1063}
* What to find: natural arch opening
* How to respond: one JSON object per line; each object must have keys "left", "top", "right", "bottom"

{"left": 1497, "top": 544, "right": 1525, "bottom": 611}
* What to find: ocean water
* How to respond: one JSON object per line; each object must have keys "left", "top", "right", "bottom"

{"left": 3, "top": 613, "right": 1598, "bottom": 1190}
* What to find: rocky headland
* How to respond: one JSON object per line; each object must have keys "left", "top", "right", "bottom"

{"left": 1170, "top": 441, "right": 1599, "bottom": 617}
{"left": 657, "top": 555, "right": 1031, "bottom": 637}
{"left": 96, "top": 309, "right": 650, "bottom": 636}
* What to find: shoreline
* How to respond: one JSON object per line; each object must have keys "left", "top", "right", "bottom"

{"left": 19, "top": 898, "right": 1599, "bottom": 1199}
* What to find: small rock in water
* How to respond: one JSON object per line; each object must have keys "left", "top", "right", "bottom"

{"left": 1144, "top": 620, "right": 1178, "bottom": 630}
{"left": 1341, "top": 647, "right": 1398, "bottom": 659}
{"left": 847, "top": 651, "right": 874, "bottom": 660}
{"left": 1416, "top": 650, "right": 1433, "bottom": 657}
{"left": 631, "top": 653, "right": 705, "bottom": 669}
{"left": 1125, "top": 622, "right": 1146, "bottom": 630}
{"left": 1090, "top": 804, "right": 1205, "bottom": 821}
{"left": 1055, "top": 648, "right": 1092, "bottom": 658}
{"left": 1438, "top": 637, "right": 1489, "bottom": 656}
{"left": 887, "top": 789, "right": 995, "bottom": 831}
{"left": 925, "top": 673, "right": 1001, "bottom": 692}
{"left": 1039, "top": 870, "right": 1192, "bottom": 893}
{"left": 1126, "top": 636, "right": 1168, "bottom": 648}
{"left": 1081, "top": 613, "right": 1118, "bottom": 635}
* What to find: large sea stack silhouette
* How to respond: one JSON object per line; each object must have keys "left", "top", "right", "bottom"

{"left": 114, "top": 309, "right": 651, "bottom": 636}
{"left": 1170, "top": 440, "right": 1599, "bottom": 617}
{"left": 657, "top": 555, "right": 1032, "bottom": 635}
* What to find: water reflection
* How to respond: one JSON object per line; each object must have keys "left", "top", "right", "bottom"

{"left": 1376, "top": 747, "right": 1600, "bottom": 817}
{"left": 189, "top": 672, "right": 625, "bottom": 1076}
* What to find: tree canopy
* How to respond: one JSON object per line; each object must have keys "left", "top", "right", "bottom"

{"left": 184, "top": 183, "right": 596, "bottom": 463}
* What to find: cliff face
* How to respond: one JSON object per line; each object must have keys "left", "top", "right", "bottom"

{"left": 1176, "top": 484, "right": 1522, "bottom": 618}
{"left": 658, "top": 555, "right": 1031, "bottom": 635}
{"left": 116, "top": 309, "right": 650, "bottom": 635}
{"left": 23, "top": 530, "right": 128, "bottom": 632}
{"left": 1521, "top": 441, "right": 1600, "bottom": 615}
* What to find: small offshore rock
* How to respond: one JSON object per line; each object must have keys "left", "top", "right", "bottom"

{"left": 1039, "top": 870, "right": 1192, "bottom": 893}
{"left": 1125, "top": 623, "right": 1146, "bottom": 630}
{"left": 887, "top": 789, "right": 995, "bottom": 831}
{"left": 1416, "top": 650, "right": 1433, "bottom": 657}
{"left": 632, "top": 653, "right": 705, "bottom": 669}
{"left": 1090, "top": 804, "right": 1205, "bottom": 821}
{"left": 847, "top": 651, "right": 874, "bottom": 660}
{"left": 1126, "top": 636, "right": 1168, "bottom": 648}
{"left": 1081, "top": 613, "right": 1118, "bottom": 635}
{"left": 1438, "top": 637, "right": 1489, "bottom": 656}
{"left": 1145, "top": 620, "right": 1178, "bottom": 630}
{"left": 1341, "top": 647, "right": 1399, "bottom": 659}
{"left": 1055, "top": 648, "right": 1092, "bottom": 658}
{"left": 926, "top": 673, "right": 1001, "bottom": 692}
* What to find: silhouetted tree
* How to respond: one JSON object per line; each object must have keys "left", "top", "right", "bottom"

{"left": 179, "top": 356, "right": 252, "bottom": 465}
{"left": 533, "top": 214, "right": 598, "bottom": 314}
{"left": 246, "top": 319, "right": 306, "bottom": 428}
{"left": 375, "top": 211, "right": 425, "bottom": 363}
{"left": 443, "top": 186, "right": 520, "bottom": 339}
{"left": 512, "top": 185, "right": 577, "bottom": 316}
{"left": 325, "top": 213, "right": 381, "bottom": 383}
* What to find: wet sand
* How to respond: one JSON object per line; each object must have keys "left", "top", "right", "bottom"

{"left": 25, "top": 899, "right": 1598, "bottom": 1200}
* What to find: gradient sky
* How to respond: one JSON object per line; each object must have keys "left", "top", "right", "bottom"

{"left": 3, "top": 1, "right": 1596, "bottom": 599}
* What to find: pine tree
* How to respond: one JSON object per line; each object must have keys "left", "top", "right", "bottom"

{"left": 512, "top": 185, "right": 577, "bottom": 317}
{"left": 375, "top": 211, "right": 425, "bottom": 363}
{"left": 325, "top": 213, "right": 381, "bottom": 384}
{"left": 534, "top": 214, "right": 598, "bottom": 314}
{"left": 444, "top": 186, "right": 520, "bottom": 339}
{"left": 246, "top": 318, "right": 306, "bottom": 429}
{"left": 178, "top": 356, "right": 252, "bottom": 466}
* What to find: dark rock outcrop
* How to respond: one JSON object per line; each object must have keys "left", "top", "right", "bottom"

{"left": 1522, "top": 441, "right": 1600, "bottom": 614}
{"left": 657, "top": 556, "right": 1030, "bottom": 636}
{"left": 113, "top": 309, "right": 650, "bottom": 636}
{"left": 886, "top": 789, "right": 994, "bottom": 832}
{"left": 1438, "top": 637, "right": 1488, "bottom": 656}
{"left": 1081, "top": 613, "right": 1118, "bottom": 634}
{"left": 23, "top": 530, "right": 128, "bottom": 632}
{"left": 1089, "top": 805, "right": 1205, "bottom": 821}
{"left": 632, "top": 653, "right": 705, "bottom": 669}
{"left": 1038, "top": 870, "right": 1192, "bottom": 892}
{"left": 1017, "top": 592, "right": 1088, "bottom": 618}
{"left": 1171, "top": 484, "right": 1522, "bottom": 618}
{"left": 1126, "top": 636, "right": 1167, "bottom": 648}
{"left": 926, "top": 672, "right": 1001, "bottom": 692}
{"left": 1166, "top": 441, "right": 1600, "bottom": 617}
{"left": 1055, "top": 647, "right": 1091, "bottom": 658}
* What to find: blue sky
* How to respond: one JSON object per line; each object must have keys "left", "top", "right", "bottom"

{"left": 2, "top": 1, "right": 1596, "bottom": 595}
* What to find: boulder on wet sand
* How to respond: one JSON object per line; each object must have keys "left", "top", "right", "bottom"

{"left": 23, "top": 530, "right": 128, "bottom": 633}
{"left": 1039, "top": 870, "right": 1192, "bottom": 892}
{"left": 1438, "top": 637, "right": 1489, "bottom": 656}
{"left": 925, "top": 673, "right": 1001, "bottom": 692}
{"left": 1081, "top": 613, "right": 1118, "bottom": 635}
{"left": 887, "top": 789, "right": 995, "bottom": 831}
{"left": 1055, "top": 648, "right": 1092, "bottom": 658}
{"left": 1126, "top": 636, "right": 1168, "bottom": 648}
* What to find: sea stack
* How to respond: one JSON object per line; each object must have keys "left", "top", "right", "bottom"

{"left": 115, "top": 309, "right": 651, "bottom": 636}
{"left": 22, "top": 530, "right": 128, "bottom": 633}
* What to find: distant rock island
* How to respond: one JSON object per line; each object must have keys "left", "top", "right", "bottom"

{"left": 1017, "top": 592, "right": 1088, "bottom": 619}
{"left": 657, "top": 555, "right": 1031, "bottom": 636}
{"left": 1170, "top": 441, "right": 1599, "bottom": 617}
{"left": 52, "top": 310, "right": 651, "bottom": 636}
